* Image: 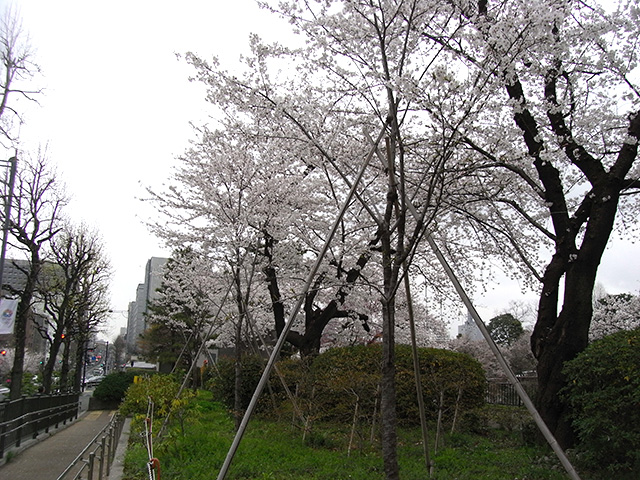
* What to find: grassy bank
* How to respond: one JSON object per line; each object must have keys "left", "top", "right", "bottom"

{"left": 122, "top": 391, "right": 572, "bottom": 480}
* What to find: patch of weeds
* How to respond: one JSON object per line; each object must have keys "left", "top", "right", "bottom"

{"left": 304, "top": 430, "right": 338, "bottom": 449}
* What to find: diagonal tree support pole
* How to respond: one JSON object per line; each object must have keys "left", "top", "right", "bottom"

{"left": 425, "top": 234, "right": 581, "bottom": 480}
{"left": 215, "top": 128, "right": 385, "bottom": 480}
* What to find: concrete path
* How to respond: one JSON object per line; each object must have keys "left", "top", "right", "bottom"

{"left": 0, "top": 409, "right": 115, "bottom": 480}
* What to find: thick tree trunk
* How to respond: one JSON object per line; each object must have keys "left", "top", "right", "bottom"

{"left": 534, "top": 266, "right": 595, "bottom": 447}
{"left": 59, "top": 338, "right": 72, "bottom": 391}
{"left": 533, "top": 193, "right": 621, "bottom": 448}
{"left": 10, "top": 255, "right": 40, "bottom": 400}
{"left": 9, "top": 299, "right": 29, "bottom": 399}
{"left": 264, "top": 231, "right": 371, "bottom": 358}
{"left": 502, "top": 56, "right": 640, "bottom": 448}
{"left": 43, "top": 335, "right": 64, "bottom": 393}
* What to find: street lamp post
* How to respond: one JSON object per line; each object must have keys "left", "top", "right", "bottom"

{"left": 104, "top": 341, "right": 109, "bottom": 375}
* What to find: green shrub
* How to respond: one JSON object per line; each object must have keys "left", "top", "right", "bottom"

{"left": 93, "top": 371, "right": 137, "bottom": 403}
{"left": 310, "top": 344, "right": 485, "bottom": 423}
{"left": 208, "top": 346, "right": 485, "bottom": 428}
{"left": 309, "top": 344, "right": 383, "bottom": 422}
{"left": 562, "top": 327, "right": 640, "bottom": 475}
{"left": 208, "top": 354, "right": 267, "bottom": 411}
{"left": 119, "top": 373, "right": 194, "bottom": 417}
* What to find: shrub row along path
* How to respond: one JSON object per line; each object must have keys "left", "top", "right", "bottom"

{"left": 0, "top": 409, "right": 114, "bottom": 479}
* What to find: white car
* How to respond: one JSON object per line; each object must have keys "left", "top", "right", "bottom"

{"left": 84, "top": 375, "right": 105, "bottom": 387}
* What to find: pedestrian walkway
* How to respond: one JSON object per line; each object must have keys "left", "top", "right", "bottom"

{"left": 0, "top": 409, "right": 115, "bottom": 479}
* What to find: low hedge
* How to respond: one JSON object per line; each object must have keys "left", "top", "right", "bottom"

{"left": 308, "top": 344, "right": 486, "bottom": 423}
{"left": 209, "top": 344, "right": 485, "bottom": 426}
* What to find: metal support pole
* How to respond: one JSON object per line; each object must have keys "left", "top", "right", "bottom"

{"left": 425, "top": 234, "right": 581, "bottom": 480}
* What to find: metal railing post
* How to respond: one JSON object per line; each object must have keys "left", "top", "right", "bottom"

{"left": 106, "top": 424, "right": 114, "bottom": 476}
{"left": 15, "top": 396, "right": 25, "bottom": 447}
{"left": 87, "top": 451, "right": 95, "bottom": 480}
{"left": 98, "top": 435, "right": 106, "bottom": 480}
{"left": 0, "top": 406, "right": 8, "bottom": 459}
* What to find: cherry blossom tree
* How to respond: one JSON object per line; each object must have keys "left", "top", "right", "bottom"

{"left": 142, "top": 248, "right": 220, "bottom": 379}
{"left": 162, "top": 0, "right": 639, "bottom": 473}
{"left": 176, "top": 0, "right": 488, "bottom": 475}
{"left": 147, "top": 113, "right": 379, "bottom": 357}
{"left": 427, "top": 0, "right": 640, "bottom": 447}
{"left": 589, "top": 292, "right": 640, "bottom": 341}
{"left": 180, "top": 2, "right": 483, "bottom": 477}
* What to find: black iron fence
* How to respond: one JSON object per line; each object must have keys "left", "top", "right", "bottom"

{"left": 485, "top": 376, "right": 538, "bottom": 406}
{"left": 0, "top": 392, "right": 79, "bottom": 459}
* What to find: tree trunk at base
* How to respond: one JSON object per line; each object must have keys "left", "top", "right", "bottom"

{"left": 10, "top": 256, "right": 41, "bottom": 400}
{"left": 9, "top": 303, "right": 27, "bottom": 400}
{"left": 533, "top": 250, "right": 602, "bottom": 448}
{"left": 233, "top": 264, "right": 246, "bottom": 431}
{"left": 43, "top": 335, "right": 64, "bottom": 394}
{"left": 59, "top": 338, "right": 72, "bottom": 391}
{"left": 380, "top": 296, "right": 399, "bottom": 480}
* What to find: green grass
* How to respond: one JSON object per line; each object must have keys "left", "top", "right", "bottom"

{"left": 122, "top": 392, "right": 578, "bottom": 480}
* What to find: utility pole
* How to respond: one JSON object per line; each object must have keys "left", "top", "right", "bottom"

{"left": 0, "top": 156, "right": 17, "bottom": 296}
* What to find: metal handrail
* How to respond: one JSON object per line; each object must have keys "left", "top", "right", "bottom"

{"left": 57, "top": 412, "right": 125, "bottom": 480}
{"left": 0, "top": 393, "right": 79, "bottom": 458}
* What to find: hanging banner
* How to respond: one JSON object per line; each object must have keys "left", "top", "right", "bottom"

{"left": 0, "top": 298, "right": 19, "bottom": 334}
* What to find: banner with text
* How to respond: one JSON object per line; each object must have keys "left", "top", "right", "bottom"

{"left": 0, "top": 298, "right": 19, "bottom": 335}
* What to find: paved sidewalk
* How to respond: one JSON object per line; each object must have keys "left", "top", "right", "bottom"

{"left": 0, "top": 409, "right": 115, "bottom": 479}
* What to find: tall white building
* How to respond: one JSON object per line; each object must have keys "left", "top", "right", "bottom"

{"left": 126, "top": 257, "right": 168, "bottom": 354}
{"left": 457, "top": 309, "right": 484, "bottom": 341}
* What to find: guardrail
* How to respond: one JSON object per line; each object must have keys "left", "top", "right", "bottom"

{"left": 57, "top": 412, "right": 125, "bottom": 480}
{"left": 0, "top": 392, "right": 79, "bottom": 459}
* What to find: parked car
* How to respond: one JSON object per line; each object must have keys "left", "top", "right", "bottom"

{"left": 84, "top": 375, "right": 105, "bottom": 387}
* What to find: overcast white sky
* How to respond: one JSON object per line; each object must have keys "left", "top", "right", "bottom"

{"left": 4, "top": 0, "right": 286, "bottom": 338}
{"left": 3, "top": 0, "right": 640, "bottom": 339}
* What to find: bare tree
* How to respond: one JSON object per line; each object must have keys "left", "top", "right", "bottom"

{"left": 37, "top": 222, "right": 111, "bottom": 393}
{"left": 0, "top": 4, "right": 40, "bottom": 145}
{"left": 6, "top": 150, "right": 65, "bottom": 399}
{"left": 71, "top": 248, "right": 111, "bottom": 391}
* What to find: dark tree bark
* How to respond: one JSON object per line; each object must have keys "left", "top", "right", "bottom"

{"left": 504, "top": 71, "right": 640, "bottom": 447}
{"left": 263, "top": 232, "right": 371, "bottom": 357}
{"left": 9, "top": 254, "right": 40, "bottom": 399}
{"left": 58, "top": 335, "right": 72, "bottom": 391}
